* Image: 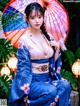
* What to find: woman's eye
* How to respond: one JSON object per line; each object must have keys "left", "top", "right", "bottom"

{"left": 29, "top": 15, "right": 42, "bottom": 19}
{"left": 38, "top": 16, "right": 42, "bottom": 18}
{"left": 31, "top": 17, "right": 35, "bottom": 19}
{"left": 30, "top": 16, "right": 35, "bottom": 19}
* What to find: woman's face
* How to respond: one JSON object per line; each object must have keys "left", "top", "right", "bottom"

{"left": 28, "top": 10, "right": 44, "bottom": 30}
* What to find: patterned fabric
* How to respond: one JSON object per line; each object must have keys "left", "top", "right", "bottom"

{"left": 49, "top": 48, "right": 62, "bottom": 80}
{"left": 8, "top": 45, "right": 71, "bottom": 106}
{"left": 2, "top": 0, "right": 69, "bottom": 47}
{"left": 8, "top": 46, "right": 32, "bottom": 103}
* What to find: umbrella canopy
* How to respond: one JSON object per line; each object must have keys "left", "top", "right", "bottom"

{"left": 2, "top": 0, "right": 69, "bottom": 48}
{"left": 0, "top": 11, "right": 4, "bottom": 38}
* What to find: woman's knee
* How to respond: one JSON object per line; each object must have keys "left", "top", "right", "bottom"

{"left": 62, "top": 80, "right": 71, "bottom": 92}
{"left": 48, "top": 86, "right": 57, "bottom": 97}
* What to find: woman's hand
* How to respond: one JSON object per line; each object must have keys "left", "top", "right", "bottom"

{"left": 50, "top": 40, "right": 60, "bottom": 61}
{"left": 50, "top": 38, "right": 67, "bottom": 51}
{"left": 50, "top": 40, "right": 60, "bottom": 49}
{"left": 20, "top": 84, "right": 30, "bottom": 94}
{"left": 59, "top": 39, "right": 67, "bottom": 51}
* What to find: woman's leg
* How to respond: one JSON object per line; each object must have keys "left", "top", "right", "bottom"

{"left": 57, "top": 80, "right": 71, "bottom": 106}
{"left": 28, "top": 81, "right": 57, "bottom": 106}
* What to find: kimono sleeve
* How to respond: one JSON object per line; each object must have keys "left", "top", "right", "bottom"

{"left": 49, "top": 48, "right": 62, "bottom": 80}
{"left": 9, "top": 40, "right": 32, "bottom": 103}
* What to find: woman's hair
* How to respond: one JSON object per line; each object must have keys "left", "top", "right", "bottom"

{"left": 24, "top": 2, "right": 50, "bottom": 41}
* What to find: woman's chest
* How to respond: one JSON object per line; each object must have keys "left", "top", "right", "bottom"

{"left": 27, "top": 37, "right": 54, "bottom": 59}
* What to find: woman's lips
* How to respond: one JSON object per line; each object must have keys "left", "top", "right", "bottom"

{"left": 35, "top": 24, "right": 40, "bottom": 26}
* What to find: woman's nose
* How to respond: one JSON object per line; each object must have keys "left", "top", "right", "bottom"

{"left": 35, "top": 17, "right": 39, "bottom": 22}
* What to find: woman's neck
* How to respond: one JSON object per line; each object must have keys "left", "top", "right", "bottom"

{"left": 31, "top": 28, "right": 42, "bottom": 36}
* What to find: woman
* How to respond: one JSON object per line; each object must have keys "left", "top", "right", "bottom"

{"left": 8, "top": 2, "right": 71, "bottom": 106}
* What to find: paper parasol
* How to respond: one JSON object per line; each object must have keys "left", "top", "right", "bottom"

{"left": 0, "top": 11, "right": 4, "bottom": 38}
{"left": 2, "top": 0, "right": 69, "bottom": 48}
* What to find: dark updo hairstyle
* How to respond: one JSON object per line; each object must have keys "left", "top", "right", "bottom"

{"left": 24, "top": 2, "right": 50, "bottom": 41}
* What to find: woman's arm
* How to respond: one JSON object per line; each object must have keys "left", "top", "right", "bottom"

{"left": 16, "top": 38, "right": 32, "bottom": 94}
{"left": 49, "top": 37, "right": 62, "bottom": 80}
{"left": 50, "top": 39, "right": 60, "bottom": 61}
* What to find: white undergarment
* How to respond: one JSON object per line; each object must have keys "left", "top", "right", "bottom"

{"left": 20, "top": 32, "right": 54, "bottom": 74}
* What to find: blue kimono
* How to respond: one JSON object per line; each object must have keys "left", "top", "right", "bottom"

{"left": 8, "top": 44, "right": 71, "bottom": 106}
